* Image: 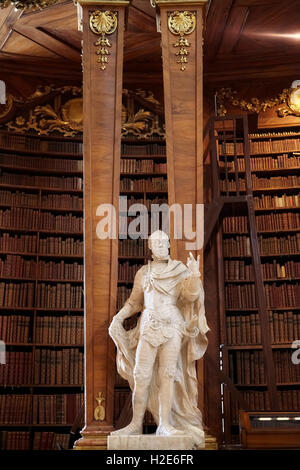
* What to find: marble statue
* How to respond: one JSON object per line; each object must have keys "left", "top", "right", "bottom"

{"left": 108, "top": 230, "right": 209, "bottom": 449}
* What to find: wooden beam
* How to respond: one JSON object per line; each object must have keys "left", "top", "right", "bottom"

{"left": 204, "top": 0, "right": 234, "bottom": 61}
{"left": 217, "top": 6, "right": 249, "bottom": 55}
{"left": 0, "top": 6, "right": 23, "bottom": 50}
{"left": 12, "top": 24, "right": 80, "bottom": 63}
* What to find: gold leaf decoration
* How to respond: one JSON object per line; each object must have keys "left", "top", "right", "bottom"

{"left": 1, "top": 86, "right": 165, "bottom": 139}
{"left": 0, "top": 0, "right": 57, "bottom": 10}
{"left": 168, "top": 10, "right": 196, "bottom": 71}
{"left": 94, "top": 392, "right": 105, "bottom": 421}
{"left": 89, "top": 10, "right": 118, "bottom": 70}
{"left": 216, "top": 87, "right": 291, "bottom": 117}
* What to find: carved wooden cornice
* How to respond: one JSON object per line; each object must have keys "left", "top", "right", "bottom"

{"left": 0, "top": 85, "right": 165, "bottom": 138}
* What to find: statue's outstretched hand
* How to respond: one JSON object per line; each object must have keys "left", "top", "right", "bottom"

{"left": 186, "top": 251, "right": 201, "bottom": 276}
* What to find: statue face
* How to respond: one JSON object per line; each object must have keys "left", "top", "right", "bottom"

{"left": 149, "top": 237, "right": 169, "bottom": 259}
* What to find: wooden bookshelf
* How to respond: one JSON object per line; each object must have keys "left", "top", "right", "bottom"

{"left": 0, "top": 131, "right": 84, "bottom": 450}
{"left": 211, "top": 116, "right": 300, "bottom": 445}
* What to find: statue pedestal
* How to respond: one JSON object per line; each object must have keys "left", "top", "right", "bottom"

{"left": 107, "top": 434, "right": 205, "bottom": 450}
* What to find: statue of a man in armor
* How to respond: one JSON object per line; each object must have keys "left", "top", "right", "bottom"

{"left": 109, "top": 230, "right": 209, "bottom": 448}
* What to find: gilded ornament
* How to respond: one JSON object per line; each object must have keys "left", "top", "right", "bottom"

{"left": 1, "top": 86, "right": 165, "bottom": 139}
{"left": 94, "top": 392, "right": 105, "bottom": 421}
{"left": 89, "top": 10, "right": 118, "bottom": 70}
{"left": 168, "top": 10, "right": 196, "bottom": 71}
{"left": 216, "top": 87, "right": 291, "bottom": 117}
{"left": 0, "top": 0, "right": 57, "bottom": 10}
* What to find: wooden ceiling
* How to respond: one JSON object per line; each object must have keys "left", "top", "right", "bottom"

{"left": 1, "top": 0, "right": 300, "bottom": 92}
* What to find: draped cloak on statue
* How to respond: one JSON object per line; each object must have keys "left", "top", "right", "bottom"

{"left": 109, "top": 258, "right": 210, "bottom": 448}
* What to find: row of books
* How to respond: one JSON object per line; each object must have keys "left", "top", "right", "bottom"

{"left": 0, "top": 282, "right": 35, "bottom": 307}
{"left": 226, "top": 311, "right": 300, "bottom": 345}
{"left": 265, "top": 283, "right": 300, "bottom": 307}
{"left": 39, "top": 213, "right": 83, "bottom": 232}
{"left": 229, "top": 350, "right": 265, "bottom": 384}
{"left": 229, "top": 349, "right": 300, "bottom": 384}
{"left": 218, "top": 138, "right": 300, "bottom": 155}
{"left": 223, "top": 214, "right": 300, "bottom": 232}
{"left": 220, "top": 175, "right": 300, "bottom": 192}
{"left": 0, "top": 255, "right": 36, "bottom": 278}
{"left": 252, "top": 174, "right": 300, "bottom": 188}
{"left": 41, "top": 193, "right": 83, "bottom": 210}
{"left": 0, "top": 190, "right": 39, "bottom": 207}
{"left": 118, "top": 239, "right": 150, "bottom": 257}
{"left": 225, "top": 283, "right": 300, "bottom": 309}
{"left": 38, "top": 260, "right": 83, "bottom": 280}
{"left": 0, "top": 172, "right": 83, "bottom": 190}
{"left": 0, "top": 233, "right": 83, "bottom": 256}
{"left": 0, "top": 314, "right": 84, "bottom": 344}
{"left": 0, "top": 233, "right": 37, "bottom": 253}
{"left": 39, "top": 236, "right": 83, "bottom": 256}
{"left": 121, "top": 143, "right": 166, "bottom": 155}
{"left": 36, "top": 315, "right": 84, "bottom": 345}
{"left": 0, "top": 208, "right": 84, "bottom": 232}
{"left": 36, "top": 283, "right": 83, "bottom": 309}
{"left": 223, "top": 234, "right": 300, "bottom": 256}
{"left": 120, "top": 177, "right": 167, "bottom": 191}
{"left": 224, "top": 260, "right": 300, "bottom": 280}
{"left": 0, "top": 208, "right": 39, "bottom": 229}
{"left": 0, "top": 431, "right": 71, "bottom": 450}
{"left": 0, "top": 315, "right": 30, "bottom": 343}
{"left": 33, "top": 393, "right": 83, "bottom": 425}
{"left": 0, "top": 153, "right": 83, "bottom": 172}
{"left": 120, "top": 159, "right": 166, "bottom": 173}
{"left": 226, "top": 153, "right": 300, "bottom": 170}
{"left": 254, "top": 194, "right": 299, "bottom": 209}
{"left": 0, "top": 431, "right": 31, "bottom": 450}
{"left": 34, "top": 348, "right": 84, "bottom": 385}
{"left": 34, "top": 432, "right": 71, "bottom": 450}
{"left": 0, "top": 394, "right": 31, "bottom": 424}
{"left": 118, "top": 262, "right": 142, "bottom": 281}
{"left": 0, "top": 351, "right": 33, "bottom": 384}
{"left": 274, "top": 350, "right": 300, "bottom": 382}
{"left": 0, "top": 190, "right": 83, "bottom": 210}
{"left": 0, "top": 133, "right": 83, "bottom": 154}
{"left": 256, "top": 212, "right": 300, "bottom": 231}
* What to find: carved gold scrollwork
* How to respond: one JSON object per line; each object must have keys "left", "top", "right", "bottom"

{"left": 168, "top": 10, "right": 196, "bottom": 71}
{"left": 89, "top": 10, "right": 118, "bottom": 70}
{"left": 215, "top": 86, "right": 299, "bottom": 118}
{"left": 0, "top": 0, "right": 58, "bottom": 10}
{"left": 1, "top": 86, "right": 165, "bottom": 139}
{"left": 94, "top": 392, "right": 105, "bottom": 421}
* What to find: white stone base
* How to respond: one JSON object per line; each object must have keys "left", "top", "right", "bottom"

{"left": 108, "top": 434, "right": 204, "bottom": 450}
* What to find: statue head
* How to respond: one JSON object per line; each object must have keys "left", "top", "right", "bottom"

{"left": 148, "top": 230, "right": 170, "bottom": 261}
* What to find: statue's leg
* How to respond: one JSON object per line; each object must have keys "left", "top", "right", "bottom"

{"left": 156, "top": 332, "right": 185, "bottom": 436}
{"left": 111, "top": 337, "right": 157, "bottom": 435}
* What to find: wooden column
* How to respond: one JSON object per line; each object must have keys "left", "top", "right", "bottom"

{"left": 74, "top": 0, "right": 129, "bottom": 450}
{"left": 155, "top": 0, "right": 207, "bottom": 415}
